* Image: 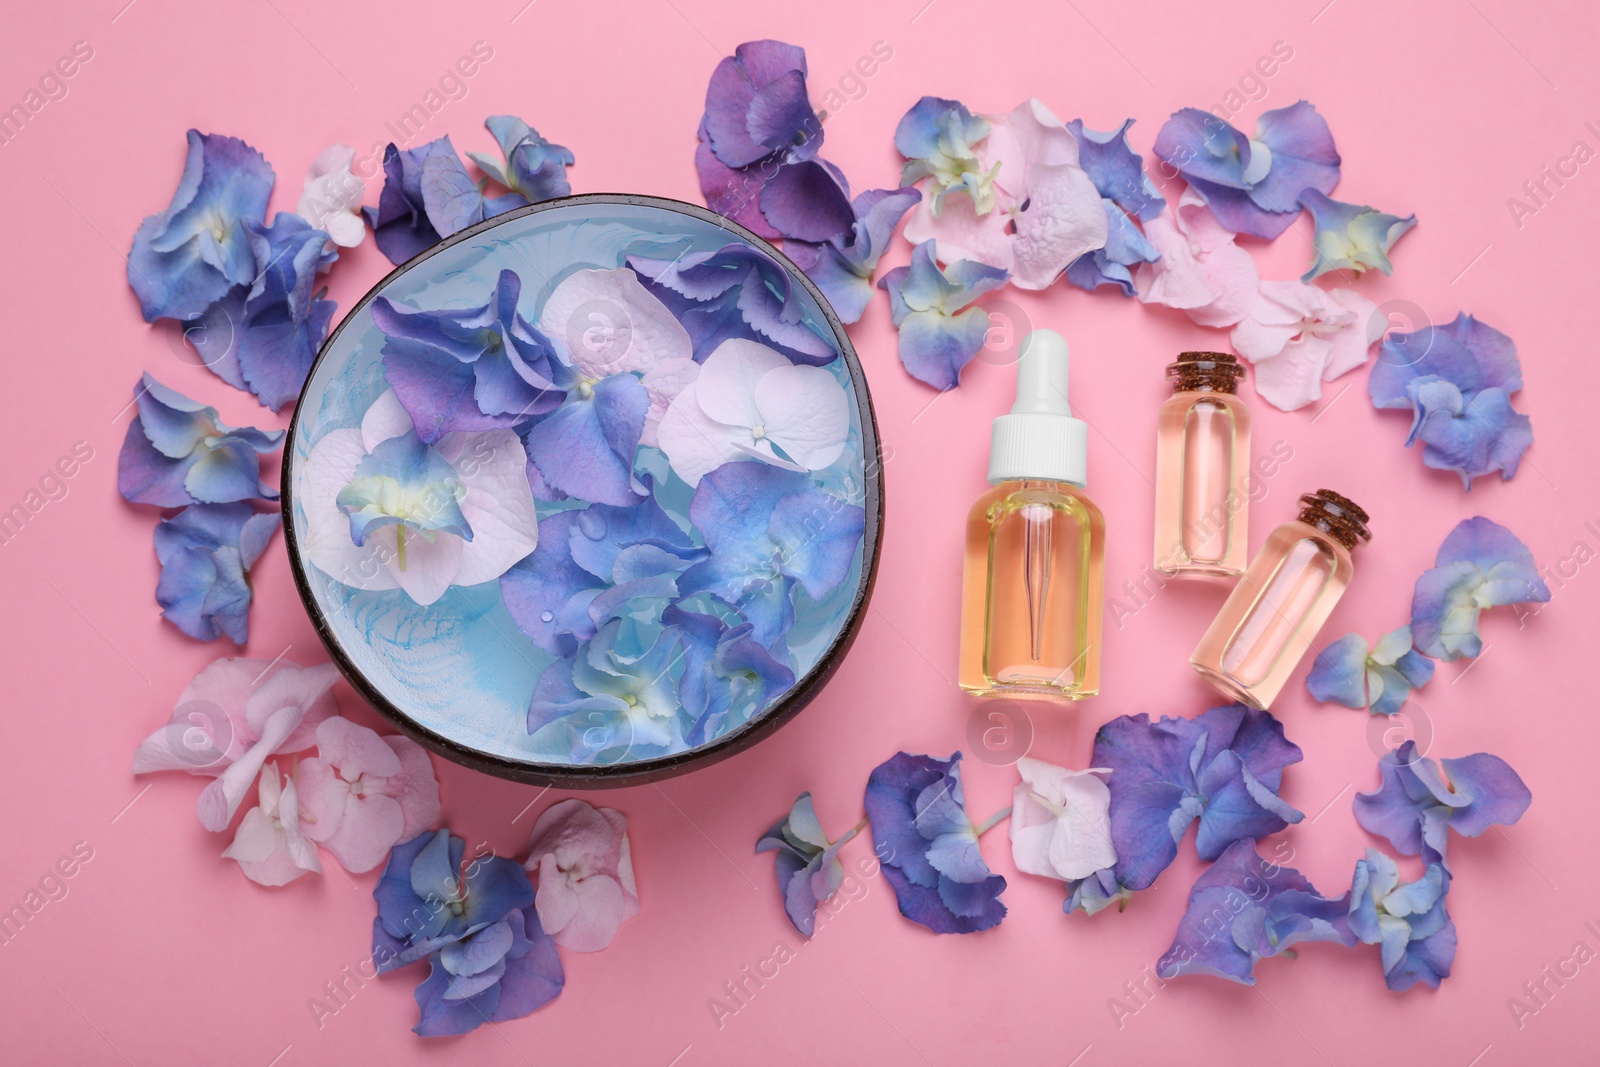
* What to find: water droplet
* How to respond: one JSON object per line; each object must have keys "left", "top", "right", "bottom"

{"left": 539, "top": 610, "right": 554, "bottom": 623}
{"left": 577, "top": 509, "right": 607, "bottom": 541}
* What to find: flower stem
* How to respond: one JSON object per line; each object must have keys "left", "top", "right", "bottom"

{"left": 974, "top": 806, "right": 1012, "bottom": 836}
{"left": 396, "top": 526, "right": 408, "bottom": 571}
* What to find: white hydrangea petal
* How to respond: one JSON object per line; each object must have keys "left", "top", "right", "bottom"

{"left": 535, "top": 267, "right": 692, "bottom": 377}
{"left": 436, "top": 429, "right": 539, "bottom": 587}
{"left": 754, "top": 364, "right": 849, "bottom": 472}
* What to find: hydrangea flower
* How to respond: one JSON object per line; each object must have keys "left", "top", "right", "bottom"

{"left": 154, "top": 503, "right": 280, "bottom": 644}
{"left": 534, "top": 265, "right": 697, "bottom": 457}
{"left": 696, "top": 40, "right": 852, "bottom": 243}
{"left": 117, "top": 374, "right": 282, "bottom": 506}
{"left": 374, "top": 269, "right": 566, "bottom": 443}
{"left": 1410, "top": 516, "right": 1550, "bottom": 660}
{"left": 296, "top": 717, "right": 441, "bottom": 873}
{"left": 128, "top": 130, "right": 274, "bottom": 323}
{"left": 864, "top": 752, "right": 1007, "bottom": 934}
{"left": 757, "top": 792, "right": 863, "bottom": 937}
{"left": 901, "top": 98, "right": 1108, "bottom": 290}
{"left": 1229, "top": 279, "right": 1377, "bottom": 411}
{"left": 1152, "top": 102, "right": 1341, "bottom": 239}
{"left": 1066, "top": 704, "right": 1304, "bottom": 914}
{"left": 296, "top": 144, "right": 366, "bottom": 248}
{"left": 363, "top": 137, "right": 522, "bottom": 266}
{"left": 222, "top": 762, "right": 321, "bottom": 886}
{"left": 1063, "top": 119, "right": 1164, "bottom": 296}
{"left": 677, "top": 463, "right": 865, "bottom": 650}
{"left": 1134, "top": 188, "right": 1259, "bottom": 328}
{"left": 1299, "top": 189, "right": 1416, "bottom": 281}
{"left": 501, "top": 494, "right": 705, "bottom": 658}
{"left": 186, "top": 212, "right": 338, "bottom": 411}
{"left": 656, "top": 338, "right": 849, "bottom": 487}
{"left": 786, "top": 187, "right": 921, "bottom": 323}
{"left": 666, "top": 604, "right": 794, "bottom": 746}
{"left": 894, "top": 96, "right": 998, "bottom": 216}
{"left": 1354, "top": 740, "right": 1532, "bottom": 868}
{"left": 1306, "top": 626, "right": 1435, "bottom": 715}
{"left": 880, "top": 239, "right": 1009, "bottom": 390}
{"left": 1008, "top": 758, "right": 1116, "bottom": 882}
{"left": 1349, "top": 849, "right": 1455, "bottom": 991}
{"left": 373, "top": 830, "right": 563, "bottom": 1037}
{"left": 1156, "top": 839, "right": 1355, "bottom": 984}
{"left": 132, "top": 657, "right": 339, "bottom": 831}
{"left": 525, "top": 799, "right": 639, "bottom": 951}
{"left": 630, "top": 243, "right": 838, "bottom": 366}
{"left": 466, "top": 115, "right": 574, "bottom": 202}
{"left": 526, "top": 620, "right": 688, "bottom": 759}
{"left": 301, "top": 389, "right": 538, "bottom": 605}
{"left": 1368, "top": 313, "right": 1533, "bottom": 488}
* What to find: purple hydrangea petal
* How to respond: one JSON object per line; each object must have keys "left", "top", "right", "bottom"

{"left": 467, "top": 115, "right": 572, "bottom": 202}
{"left": 1065, "top": 199, "right": 1161, "bottom": 296}
{"left": 152, "top": 503, "right": 278, "bottom": 642}
{"left": 1411, "top": 517, "right": 1550, "bottom": 659}
{"left": 758, "top": 159, "right": 855, "bottom": 243}
{"left": 1157, "top": 839, "right": 1354, "bottom": 985}
{"left": 1248, "top": 100, "right": 1342, "bottom": 213}
{"left": 1354, "top": 742, "right": 1531, "bottom": 869}
{"left": 702, "top": 40, "right": 819, "bottom": 169}
{"left": 1068, "top": 118, "right": 1164, "bottom": 221}
{"left": 118, "top": 374, "right": 282, "bottom": 506}
{"left": 128, "top": 130, "right": 275, "bottom": 323}
{"left": 790, "top": 186, "right": 921, "bottom": 324}
{"left": 524, "top": 372, "right": 648, "bottom": 507}
{"left": 1152, "top": 109, "right": 1255, "bottom": 189}
{"left": 693, "top": 133, "right": 778, "bottom": 238}
{"left": 1306, "top": 633, "right": 1371, "bottom": 709}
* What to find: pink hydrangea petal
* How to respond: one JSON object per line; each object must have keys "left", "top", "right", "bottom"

{"left": 197, "top": 703, "right": 303, "bottom": 832}
{"left": 434, "top": 428, "right": 538, "bottom": 588}
{"left": 223, "top": 766, "right": 321, "bottom": 886}
{"left": 244, "top": 662, "right": 339, "bottom": 750}
{"left": 525, "top": 799, "right": 637, "bottom": 948}
{"left": 1009, "top": 758, "right": 1116, "bottom": 881}
{"left": 534, "top": 267, "right": 692, "bottom": 377}
{"left": 639, "top": 357, "right": 700, "bottom": 449}
{"left": 1252, "top": 335, "right": 1334, "bottom": 411}
{"left": 547, "top": 874, "right": 628, "bottom": 952}
{"left": 1007, "top": 161, "right": 1108, "bottom": 290}
{"left": 1320, "top": 288, "right": 1379, "bottom": 381}
{"left": 901, "top": 190, "right": 1013, "bottom": 275}
{"left": 360, "top": 389, "right": 416, "bottom": 453}
{"left": 324, "top": 792, "right": 407, "bottom": 873}
{"left": 534, "top": 855, "right": 581, "bottom": 930}
{"left": 315, "top": 717, "right": 402, "bottom": 778}
{"left": 382, "top": 735, "right": 442, "bottom": 840}
{"left": 293, "top": 755, "right": 347, "bottom": 843}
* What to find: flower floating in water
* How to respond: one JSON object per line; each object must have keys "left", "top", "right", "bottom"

{"left": 1156, "top": 839, "right": 1355, "bottom": 984}
{"left": 1153, "top": 102, "right": 1341, "bottom": 239}
{"left": 296, "top": 717, "right": 441, "bottom": 873}
{"left": 1008, "top": 757, "right": 1116, "bottom": 883}
{"left": 1063, "top": 118, "right": 1164, "bottom": 296}
{"left": 667, "top": 604, "right": 794, "bottom": 746}
{"left": 1410, "top": 516, "right": 1550, "bottom": 660}
{"left": 1353, "top": 740, "right": 1531, "bottom": 869}
{"left": 132, "top": 657, "right": 338, "bottom": 830}
{"left": 222, "top": 762, "right": 321, "bottom": 886}
{"left": 128, "top": 130, "right": 275, "bottom": 323}
{"left": 117, "top": 374, "right": 282, "bottom": 506}
{"left": 1067, "top": 704, "right": 1303, "bottom": 914}
{"left": 630, "top": 243, "right": 838, "bottom": 366}
{"left": 154, "top": 503, "right": 280, "bottom": 644}
{"left": 186, "top": 212, "right": 338, "bottom": 411}
{"left": 1349, "top": 849, "right": 1455, "bottom": 991}
{"left": 301, "top": 389, "right": 538, "bottom": 605}
{"left": 656, "top": 338, "right": 849, "bottom": 487}
{"left": 696, "top": 40, "right": 853, "bottom": 243}
{"left": 864, "top": 751, "right": 1007, "bottom": 934}
{"left": 526, "top": 799, "right": 639, "bottom": 951}
{"left": 1307, "top": 625, "right": 1435, "bottom": 715}
{"left": 296, "top": 144, "right": 366, "bottom": 249}
{"left": 900, "top": 98, "right": 1108, "bottom": 290}
{"left": 1135, "top": 188, "right": 1259, "bottom": 328}
{"left": 756, "top": 792, "right": 863, "bottom": 937}
{"left": 786, "top": 187, "right": 921, "bottom": 324}
{"left": 373, "top": 830, "right": 563, "bottom": 1037}
{"left": 374, "top": 268, "right": 566, "bottom": 443}
{"left": 1368, "top": 313, "right": 1533, "bottom": 488}
{"left": 1299, "top": 189, "right": 1416, "bottom": 281}
{"left": 880, "top": 239, "right": 1009, "bottom": 390}
{"left": 1229, "top": 279, "right": 1376, "bottom": 411}
{"left": 466, "top": 115, "right": 574, "bottom": 203}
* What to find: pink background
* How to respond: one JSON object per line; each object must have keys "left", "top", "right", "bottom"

{"left": 3, "top": 0, "right": 1597, "bottom": 1063}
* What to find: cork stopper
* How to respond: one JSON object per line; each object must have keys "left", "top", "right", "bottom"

{"left": 1296, "top": 490, "right": 1371, "bottom": 550}
{"left": 1167, "top": 351, "right": 1244, "bottom": 394}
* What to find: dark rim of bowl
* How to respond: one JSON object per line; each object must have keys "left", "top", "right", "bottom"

{"left": 280, "top": 192, "right": 885, "bottom": 788}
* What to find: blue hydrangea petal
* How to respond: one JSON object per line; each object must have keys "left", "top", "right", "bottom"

{"left": 374, "top": 831, "right": 451, "bottom": 945}
{"left": 420, "top": 143, "right": 488, "bottom": 237}
{"left": 336, "top": 433, "right": 471, "bottom": 546}
{"left": 488, "top": 906, "right": 564, "bottom": 1019}
{"left": 1066, "top": 199, "right": 1161, "bottom": 296}
{"left": 440, "top": 919, "right": 514, "bottom": 979}
{"left": 1299, "top": 189, "right": 1417, "bottom": 281}
{"left": 1411, "top": 518, "right": 1549, "bottom": 659}
{"left": 468, "top": 115, "right": 573, "bottom": 202}
{"left": 461, "top": 855, "right": 537, "bottom": 929}
{"left": 1416, "top": 386, "right": 1533, "bottom": 488}
{"left": 186, "top": 439, "right": 271, "bottom": 504}
{"left": 1152, "top": 108, "right": 1254, "bottom": 189}
{"left": 1436, "top": 753, "right": 1533, "bottom": 838}
{"left": 152, "top": 503, "right": 276, "bottom": 642}
{"left": 769, "top": 488, "right": 866, "bottom": 601}
{"left": 117, "top": 421, "right": 196, "bottom": 506}
{"left": 1248, "top": 100, "right": 1342, "bottom": 213}
{"left": 894, "top": 97, "right": 995, "bottom": 214}
{"left": 414, "top": 956, "right": 502, "bottom": 1036}
{"left": 1068, "top": 118, "right": 1164, "bottom": 221}
{"left": 1307, "top": 633, "right": 1371, "bottom": 709}
{"left": 364, "top": 141, "right": 448, "bottom": 265}
{"left": 129, "top": 130, "right": 275, "bottom": 322}
{"left": 524, "top": 373, "right": 648, "bottom": 507}
{"left": 1193, "top": 750, "right": 1304, "bottom": 861}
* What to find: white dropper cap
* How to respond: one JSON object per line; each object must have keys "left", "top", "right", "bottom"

{"left": 987, "top": 329, "right": 1088, "bottom": 487}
